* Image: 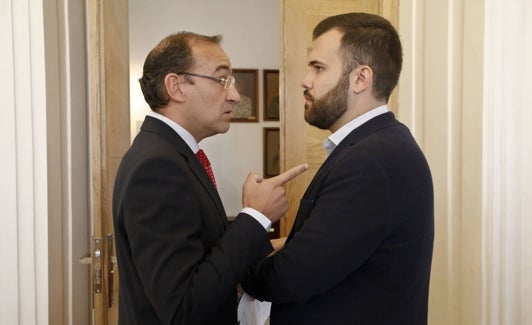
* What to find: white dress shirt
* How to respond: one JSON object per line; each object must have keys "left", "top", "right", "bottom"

{"left": 323, "top": 105, "right": 389, "bottom": 156}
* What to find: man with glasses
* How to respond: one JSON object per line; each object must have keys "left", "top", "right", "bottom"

{"left": 112, "top": 31, "right": 307, "bottom": 325}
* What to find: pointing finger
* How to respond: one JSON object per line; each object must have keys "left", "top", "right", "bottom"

{"left": 272, "top": 163, "right": 309, "bottom": 185}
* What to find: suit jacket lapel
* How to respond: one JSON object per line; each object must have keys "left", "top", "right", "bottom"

{"left": 141, "top": 117, "right": 228, "bottom": 228}
{"left": 311, "top": 112, "right": 398, "bottom": 193}
{"left": 186, "top": 156, "right": 227, "bottom": 226}
{"left": 290, "top": 112, "right": 398, "bottom": 236}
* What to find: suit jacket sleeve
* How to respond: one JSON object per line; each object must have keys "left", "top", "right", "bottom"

{"left": 119, "top": 153, "right": 272, "bottom": 323}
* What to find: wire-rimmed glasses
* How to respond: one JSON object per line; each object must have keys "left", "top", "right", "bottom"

{"left": 178, "top": 72, "right": 236, "bottom": 89}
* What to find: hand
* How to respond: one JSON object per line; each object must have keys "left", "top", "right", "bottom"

{"left": 242, "top": 164, "right": 308, "bottom": 223}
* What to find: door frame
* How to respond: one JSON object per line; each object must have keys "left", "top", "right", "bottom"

{"left": 88, "top": 0, "right": 130, "bottom": 323}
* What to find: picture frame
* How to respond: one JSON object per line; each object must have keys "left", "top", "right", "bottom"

{"left": 263, "top": 127, "right": 280, "bottom": 177}
{"left": 231, "top": 69, "right": 259, "bottom": 122}
{"left": 263, "top": 69, "right": 280, "bottom": 121}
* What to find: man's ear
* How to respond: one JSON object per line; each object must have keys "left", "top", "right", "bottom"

{"left": 164, "top": 73, "right": 186, "bottom": 103}
{"left": 352, "top": 65, "right": 373, "bottom": 94}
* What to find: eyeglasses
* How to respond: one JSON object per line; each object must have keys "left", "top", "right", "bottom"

{"left": 178, "top": 72, "right": 236, "bottom": 89}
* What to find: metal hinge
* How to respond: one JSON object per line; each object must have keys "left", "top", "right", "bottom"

{"left": 79, "top": 235, "right": 116, "bottom": 307}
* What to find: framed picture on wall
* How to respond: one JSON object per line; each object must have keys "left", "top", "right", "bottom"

{"left": 263, "top": 69, "right": 280, "bottom": 121}
{"left": 231, "top": 69, "right": 258, "bottom": 122}
{"left": 263, "top": 127, "right": 280, "bottom": 177}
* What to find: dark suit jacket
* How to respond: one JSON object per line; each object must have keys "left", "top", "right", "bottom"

{"left": 112, "top": 116, "right": 272, "bottom": 325}
{"left": 242, "top": 112, "right": 434, "bottom": 325}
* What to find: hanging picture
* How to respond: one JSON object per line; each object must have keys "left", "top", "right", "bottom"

{"left": 263, "top": 127, "right": 280, "bottom": 177}
{"left": 231, "top": 69, "right": 259, "bottom": 122}
{"left": 263, "top": 69, "right": 280, "bottom": 121}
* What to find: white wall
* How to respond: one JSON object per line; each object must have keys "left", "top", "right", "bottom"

{"left": 482, "top": 0, "right": 532, "bottom": 323}
{"left": 1, "top": 0, "right": 50, "bottom": 323}
{"left": 1, "top": 0, "right": 90, "bottom": 323}
{"left": 129, "top": 0, "right": 280, "bottom": 216}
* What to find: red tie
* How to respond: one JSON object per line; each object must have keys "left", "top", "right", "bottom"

{"left": 196, "top": 149, "right": 217, "bottom": 189}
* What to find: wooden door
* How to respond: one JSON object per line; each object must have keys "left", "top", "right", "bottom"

{"left": 280, "top": 0, "right": 399, "bottom": 236}
{"left": 88, "top": 0, "right": 130, "bottom": 324}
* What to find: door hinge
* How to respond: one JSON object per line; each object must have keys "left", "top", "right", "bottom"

{"left": 93, "top": 238, "right": 103, "bottom": 294}
{"left": 82, "top": 236, "right": 117, "bottom": 308}
{"left": 107, "top": 233, "right": 114, "bottom": 308}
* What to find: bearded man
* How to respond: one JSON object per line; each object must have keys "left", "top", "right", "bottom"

{"left": 241, "top": 12, "right": 434, "bottom": 325}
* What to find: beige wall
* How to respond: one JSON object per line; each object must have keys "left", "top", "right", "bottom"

{"left": 400, "top": 0, "right": 532, "bottom": 324}
{"left": 399, "top": 1, "right": 483, "bottom": 323}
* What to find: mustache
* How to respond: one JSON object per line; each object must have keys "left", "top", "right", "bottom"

{"left": 303, "top": 90, "right": 314, "bottom": 101}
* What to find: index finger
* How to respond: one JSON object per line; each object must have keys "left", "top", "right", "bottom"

{"left": 272, "top": 163, "right": 309, "bottom": 185}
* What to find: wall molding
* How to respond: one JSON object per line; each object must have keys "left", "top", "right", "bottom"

{"left": 399, "top": 0, "right": 484, "bottom": 324}
{"left": 0, "top": 0, "right": 49, "bottom": 323}
{"left": 401, "top": 0, "right": 532, "bottom": 324}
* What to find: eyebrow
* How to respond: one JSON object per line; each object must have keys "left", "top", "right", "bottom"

{"left": 308, "top": 60, "right": 326, "bottom": 67}
{"left": 214, "top": 65, "right": 231, "bottom": 75}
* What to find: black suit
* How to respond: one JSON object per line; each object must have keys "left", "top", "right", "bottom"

{"left": 112, "top": 116, "right": 272, "bottom": 325}
{"left": 242, "top": 112, "right": 434, "bottom": 324}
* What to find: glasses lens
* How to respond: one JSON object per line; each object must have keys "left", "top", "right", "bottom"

{"left": 224, "top": 76, "right": 236, "bottom": 89}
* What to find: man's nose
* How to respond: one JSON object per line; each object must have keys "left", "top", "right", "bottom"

{"left": 227, "top": 85, "right": 241, "bottom": 103}
{"left": 301, "top": 73, "right": 313, "bottom": 89}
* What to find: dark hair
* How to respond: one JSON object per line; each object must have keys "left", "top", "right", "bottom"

{"left": 313, "top": 13, "right": 402, "bottom": 102}
{"left": 139, "top": 32, "right": 222, "bottom": 110}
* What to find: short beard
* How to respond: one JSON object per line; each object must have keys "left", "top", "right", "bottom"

{"left": 304, "top": 74, "right": 349, "bottom": 130}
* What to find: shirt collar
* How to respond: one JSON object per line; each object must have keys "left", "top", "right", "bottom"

{"left": 148, "top": 111, "right": 200, "bottom": 153}
{"left": 323, "top": 105, "right": 389, "bottom": 156}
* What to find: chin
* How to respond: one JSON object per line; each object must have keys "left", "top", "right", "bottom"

{"left": 219, "top": 124, "right": 231, "bottom": 134}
